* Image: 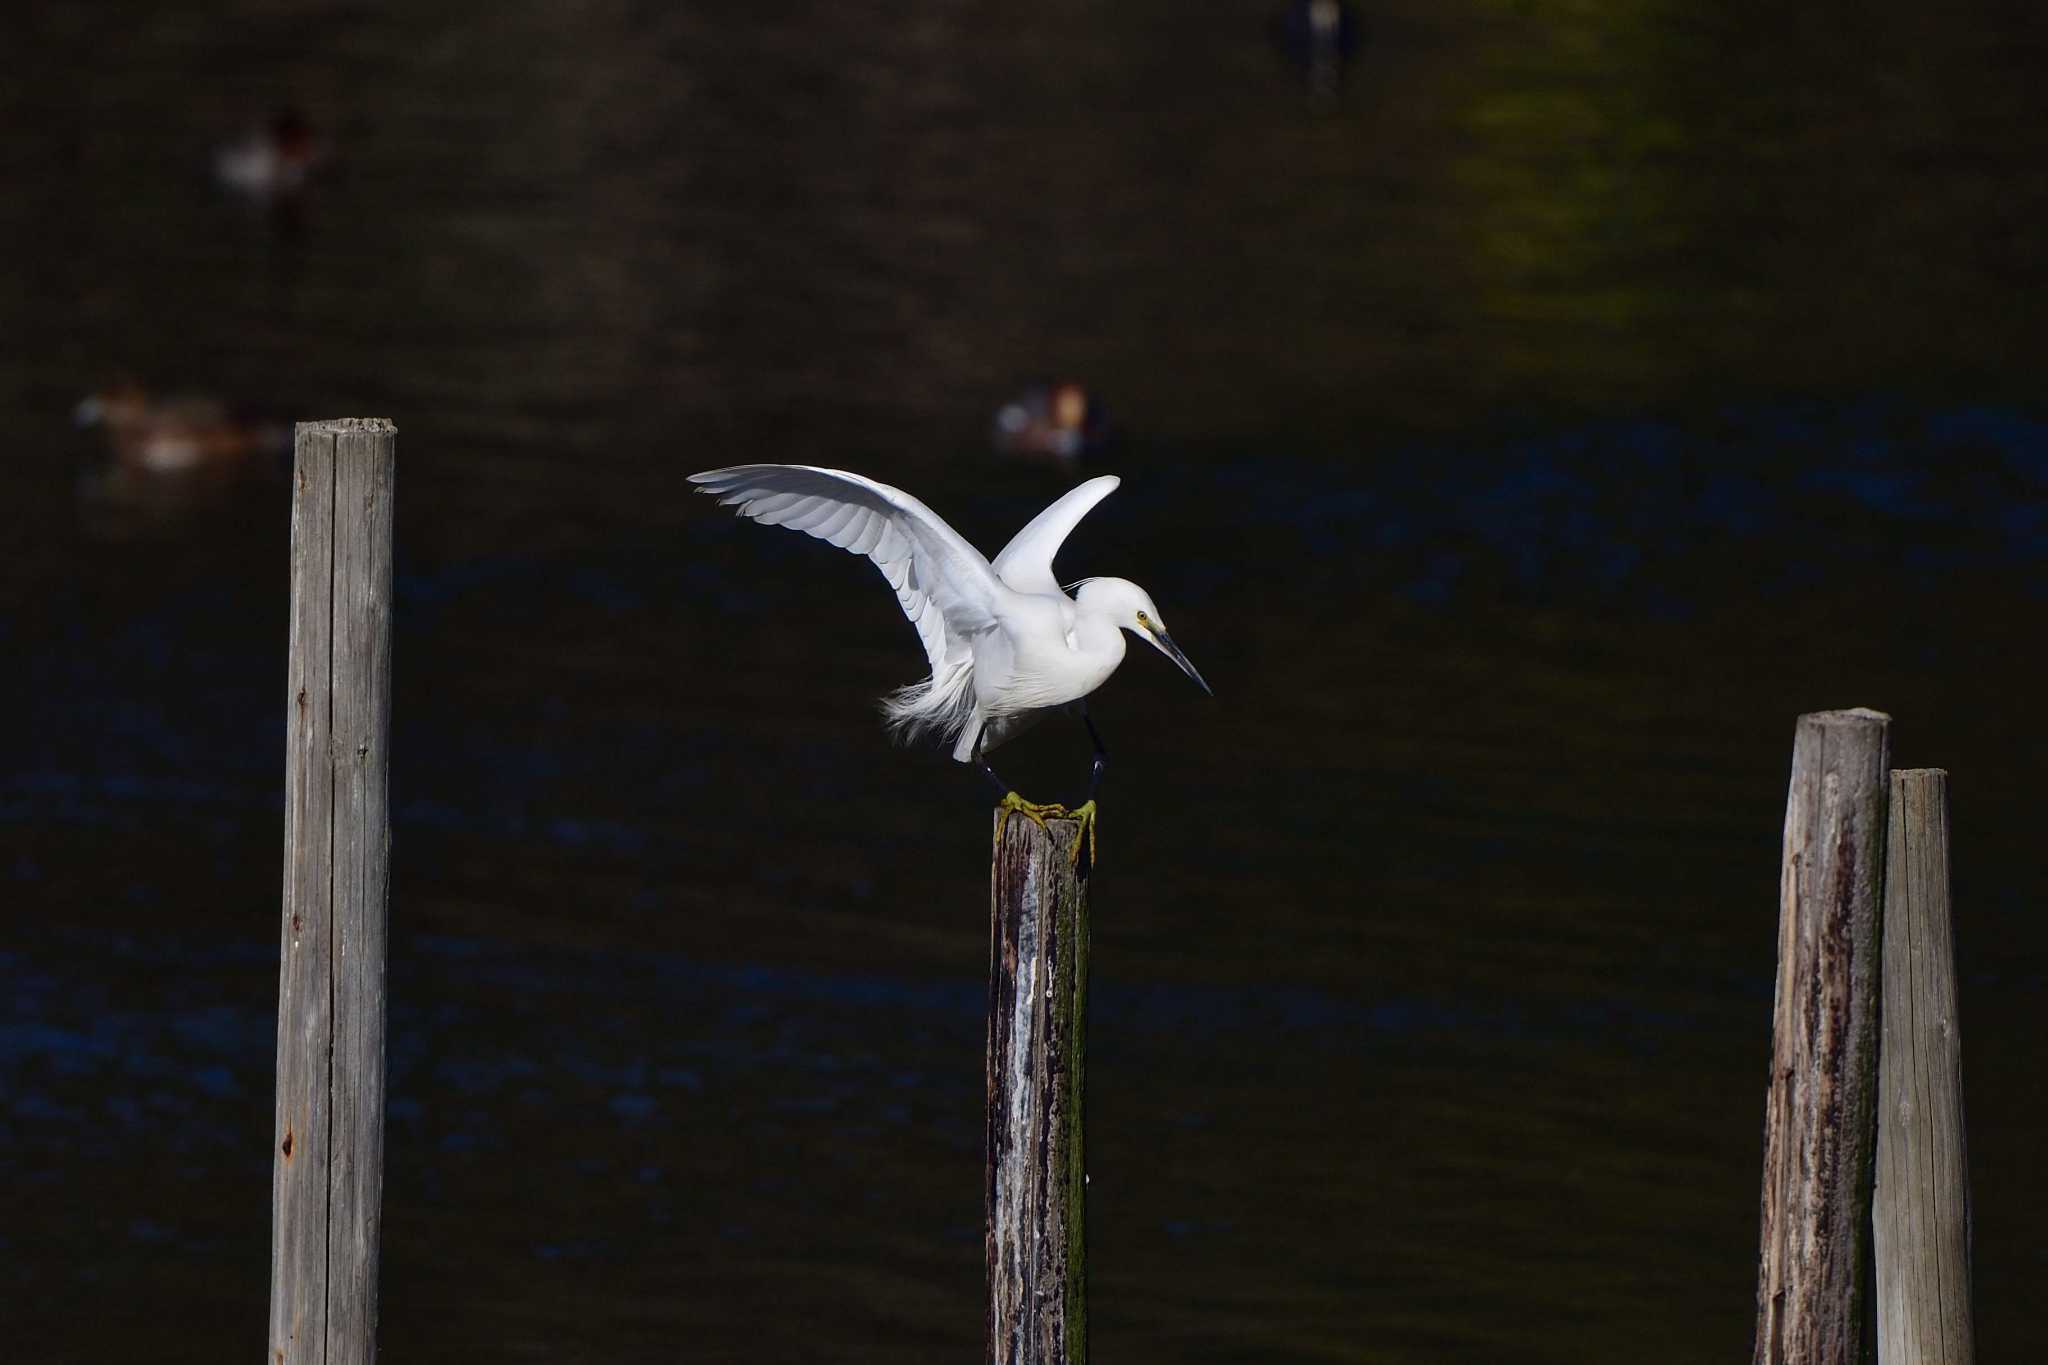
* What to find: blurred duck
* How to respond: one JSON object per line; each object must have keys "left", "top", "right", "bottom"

{"left": 76, "top": 380, "right": 288, "bottom": 478}
{"left": 214, "top": 108, "right": 327, "bottom": 200}
{"left": 992, "top": 381, "right": 1109, "bottom": 464}
{"left": 1271, "top": 0, "right": 1360, "bottom": 93}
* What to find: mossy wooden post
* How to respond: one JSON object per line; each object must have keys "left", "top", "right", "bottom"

{"left": 987, "top": 812, "right": 1091, "bottom": 1365}
{"left": 1754, "top": 708, "right": 1889, "bottom": 1365}
{"left": 271, "top": 419, "right": 396, "bottom": 1365}
{"left": 1875, "top": 769, "right": 1973, "bottom": 1365}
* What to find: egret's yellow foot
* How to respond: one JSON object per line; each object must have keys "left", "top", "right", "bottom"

{"left": 1066, "top": 799, "right": 1098, "bottom": 870}
{"left": 995, "top": 791, "right": 1066, "bottom": 847}
{"left": 993, "top": 793, "right": 1098, "bottom": 870}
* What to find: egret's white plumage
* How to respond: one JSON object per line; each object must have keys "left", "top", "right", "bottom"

{"left": 689, "top": 464, "right": 1210, "bottom": 771}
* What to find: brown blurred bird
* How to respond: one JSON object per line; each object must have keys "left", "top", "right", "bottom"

{"left": 75, "top": 379, "right": 288, "bottom": 478}
{"left": 991, "top": 381, "right": 1109, "bottom": 464}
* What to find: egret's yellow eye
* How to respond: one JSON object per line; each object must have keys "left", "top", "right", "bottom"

{"left": 1135, "top": 610, "right": 1150, "bottom": 626}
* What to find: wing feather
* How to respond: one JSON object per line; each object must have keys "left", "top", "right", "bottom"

{"left": 990, "top": 475, "right": 1121, "bottom": 596}
{"left": 690, "top": 464, "right": 1003, "bottom": 673}
{"left": 814, "top": 503, "right": 863, "bottom": 543}
{"left": 847, "top": 515, "right": 886, "bottom": 557}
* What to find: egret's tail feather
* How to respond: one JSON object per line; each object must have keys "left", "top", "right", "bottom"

{"left": 882, "top": 659, "right": 978, "bottom": 755}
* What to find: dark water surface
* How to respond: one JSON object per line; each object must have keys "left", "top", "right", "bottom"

{"left": 4, "top": 2, "right": 2046, "bottom": 1361}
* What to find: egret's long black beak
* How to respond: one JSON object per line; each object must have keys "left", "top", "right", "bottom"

{"left": 1152, "top": 629, "right": 1214, "bottom": 696}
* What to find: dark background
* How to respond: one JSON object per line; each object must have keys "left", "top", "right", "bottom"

{"left": 3, "top": 1, "right": 2044, "bottom": 1360}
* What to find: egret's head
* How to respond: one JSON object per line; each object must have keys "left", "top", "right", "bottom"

{"left": 1077, "top": 577, "right": 1213, "bottom": 696}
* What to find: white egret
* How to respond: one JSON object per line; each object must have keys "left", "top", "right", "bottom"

{"left": 690, "top": 464, "right": 1211, "bottom": 841}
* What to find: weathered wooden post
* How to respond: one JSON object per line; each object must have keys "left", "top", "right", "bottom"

{"left": 1875, "top": 769, "right": 1973, "bottom": 1365}
{"left": 987, "top": 812, "right": 1091, "bottom": 1365}
{"left": 270, "top": 419, "right": 395, "bottom": 1365}
{"left": 1753, "top": 707, "right": 1889, "bottom": 1365}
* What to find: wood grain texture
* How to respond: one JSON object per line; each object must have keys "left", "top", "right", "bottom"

{"left": 1875, "top": 769, "right": 1973, "bottom": 1365}
{"left": 272, "top": 423, "right": 337, "bottom": 1365}
{"left": 987, "top": 813, "right": 1090, "bottom": 1365}
{"left": 1754, "top": 708, "right": 1890, "bottom": 1365}
{"left": 328, "top": 425, "right": 394, "bottom": 1364}
{"left": 270, "top": 419, "right": 395, "bottom": 1365}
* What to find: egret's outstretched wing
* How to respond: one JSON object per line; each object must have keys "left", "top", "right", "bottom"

{"left": 690, "top": 464, "right": 1002, "bottom": 672}
{"left": 990, "top": 475, "right": 1120, "bottom": 596}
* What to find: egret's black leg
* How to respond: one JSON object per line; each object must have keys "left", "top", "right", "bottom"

{"left": 980, "top": 716, "right": 1096, "bottom": 867}
{"left": 973, "top": 734, "right": 1012, "bottom": 796}
{"left": 1080, "top": 703, "right": 1109, "bottom": 801}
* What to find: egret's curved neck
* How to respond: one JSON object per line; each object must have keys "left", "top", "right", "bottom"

{"left": 1072, "top": 601, "right": 1128, "bottom": 665}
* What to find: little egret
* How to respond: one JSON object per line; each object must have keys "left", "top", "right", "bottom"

{"left": 690, "top": 464, "right": 1211, "bottom": 842}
